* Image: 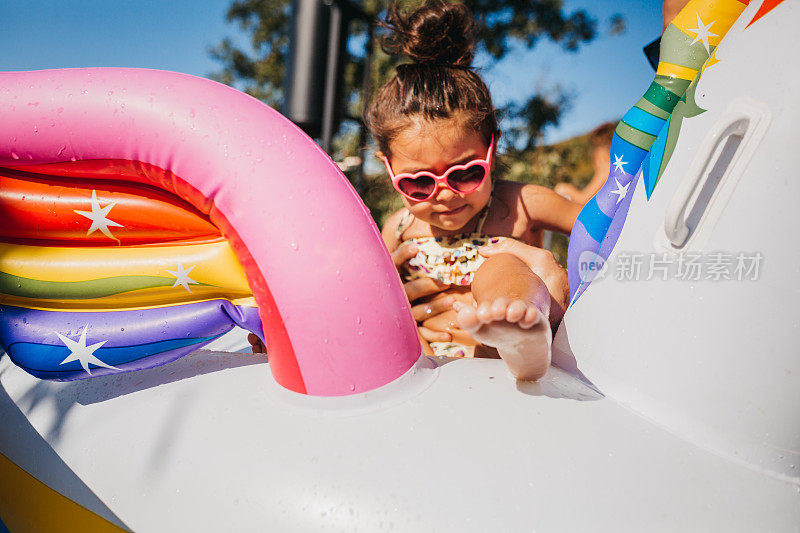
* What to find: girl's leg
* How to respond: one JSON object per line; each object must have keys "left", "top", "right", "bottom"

{"left": 455, "top": 253, "right": 553, "bottom": 381}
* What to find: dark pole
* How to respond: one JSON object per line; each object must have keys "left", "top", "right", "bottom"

{"left": 284, "top": 0, "right": 331, "bottom": 138}
{"left": 355, "top": 22, "right": 374, "bottom": 194}
{"left": 320, "top": 0, "right": 343, "bottom": 154}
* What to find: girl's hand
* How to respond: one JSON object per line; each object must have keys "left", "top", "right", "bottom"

{"left": 406, "top": 280, "right": 454, "bottom": 343}
{"left": 412, "top": 295, "right": 455, "bottom": 323}
{"left": 400, "top": 278, "right": 454, "bottom": 343}
{"left": 414, "top": 295, "right": 455, "bottom": 344}
{"left": 390, "top": 241, "right": 419, "bottom": 271}
{"left": 390, "top": 240, "right": 454, "bottom": 342}
{"left": 390, "top": 240, "right": 461, "bottom": 343}
{"left": 248, "top": 333, "right": 266, "bottom": 354}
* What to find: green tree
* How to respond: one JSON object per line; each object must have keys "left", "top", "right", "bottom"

{"left": 210, "top": 0, "right": 621, "bottom": 157}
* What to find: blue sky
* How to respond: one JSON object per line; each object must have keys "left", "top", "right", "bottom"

{"left": 1, "top": 0, "right": 662, "bottom": 144}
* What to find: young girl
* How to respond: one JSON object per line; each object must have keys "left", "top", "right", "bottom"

{"left": 367, "top": 1, "right": 580, "bottom": 380}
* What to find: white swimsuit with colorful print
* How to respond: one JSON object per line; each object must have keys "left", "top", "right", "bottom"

{"left": 396, "top": 198, "right": 506, "bottom": 358}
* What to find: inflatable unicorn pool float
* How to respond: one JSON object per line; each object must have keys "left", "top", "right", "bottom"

{"left": 0, "top": 0, "right": 797, "bottom": 530}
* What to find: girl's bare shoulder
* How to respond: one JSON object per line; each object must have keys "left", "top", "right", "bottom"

{"left": 493, "top": 179, "right": 547, "bottom": 204}
{"left": 488, "top": 180, "right": 537, "bottom": 238}
{"left": 499, "top": 180, "right": 581, "bottom": 234}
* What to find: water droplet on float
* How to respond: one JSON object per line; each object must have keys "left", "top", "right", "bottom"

{"left": 349, "top": 384, "right": 356, "bottom": 391}
{"left": 356, "top": 316, "right": 362, "bottom": 325}
{"left": 289, "top": 241, "right": 298, "bottom": 251}
{"left": 33, "top": 125, "right": 38, "bottom": 133}
{"left": 10, "top": 152, "right": 19, "bottom": 160}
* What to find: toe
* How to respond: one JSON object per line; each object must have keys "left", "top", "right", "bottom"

{"left": 476, "top": 301, "right": 494, "bottom": 323}
{"left": 454, "top": 302, "right": 481, "bottom": 332}
{"left": 490, "top": 297, "right": 510, "bottom": 321}
{"left": 520, "top": 306, "right": 544, "bottom": 329}
{"left": 506, "top": 300, "right": 527, "bottom": 323}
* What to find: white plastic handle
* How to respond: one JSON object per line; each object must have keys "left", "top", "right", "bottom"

{"left": 664, "top": 112, "right": 749, "bottom": 247}
{"left": 664, "top": 98, "right": 771, "bottom": 249}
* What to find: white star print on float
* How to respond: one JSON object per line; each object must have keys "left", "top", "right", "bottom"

{"left": 612, "top": 154, "right": 627, "bottom": 174}
{"left": 74, "top": 190, "right": 123, "bottom": 240}
{"left": 167, "top": 262, "right": 198, "bottom": 292}
{"left": 688, "top": 13, "right": 718, "bottom": 54}
{"left": 609, "top": 177, "right": 630, "bottom": 205}
{"left": 56, "top": 324, "right": 118, "bottom": 375}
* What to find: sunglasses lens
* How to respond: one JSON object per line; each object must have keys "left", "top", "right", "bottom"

{"left": 398, "top": 176, "right": 435, "bottom": 200}
{"left": 447, "top": 164, "right": 486, "bottom": 193}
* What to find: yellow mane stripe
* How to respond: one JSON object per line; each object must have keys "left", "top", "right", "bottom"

{"left": 656, "top": 61, "right": 699, "bottom": 81}
{"left": 670, "top": 0, "right": 748, "bottom": 46}
{"left": 0, "top": 241, "right": 250, "bottom": 290}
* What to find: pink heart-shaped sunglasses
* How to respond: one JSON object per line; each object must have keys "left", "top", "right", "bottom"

{"left": 381, "top": 136, "right": 494, "bottom": 202}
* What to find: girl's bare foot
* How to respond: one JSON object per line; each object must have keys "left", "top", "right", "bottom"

{"left": 453, "top": 251, "right": 561, "bottom": 381}
{"left": 454, "top": 298, "right": 552, "bottom": 381}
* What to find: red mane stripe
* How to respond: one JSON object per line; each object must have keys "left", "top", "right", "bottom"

{"left": 0, "top": 164, "right": 220, "bottom": 246}
{"left": 746, "top": 0, "right": 785, "bottom": 26}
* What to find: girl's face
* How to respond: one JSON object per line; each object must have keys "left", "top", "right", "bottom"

{"left": 385, "top": 117, "right": 494, "bottom": 232}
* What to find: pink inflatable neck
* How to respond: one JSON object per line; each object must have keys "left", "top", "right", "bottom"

{"left": 0, "top": 68, "right": 421, "bottom": 396}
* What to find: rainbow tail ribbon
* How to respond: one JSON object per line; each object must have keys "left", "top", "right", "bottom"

{"left": 0, "top": 163, "right": 262, "bottom": 381}
{"left": 566, "top": 0, "right": 750, "bottom": 303}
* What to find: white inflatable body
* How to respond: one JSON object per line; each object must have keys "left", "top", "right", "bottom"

{"left": 1, "top": 1, "right": 798, "bottom": 530}
{"left": 1, "top": 346, "right": 796, "bottom": 532}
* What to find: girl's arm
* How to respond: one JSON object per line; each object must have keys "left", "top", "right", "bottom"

{"left": 521, "top": 183, "right": 582, "bottom": 235}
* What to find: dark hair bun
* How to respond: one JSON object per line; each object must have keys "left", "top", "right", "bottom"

{"left": 383, "top": 1, "right": 476, "bottom": 68}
